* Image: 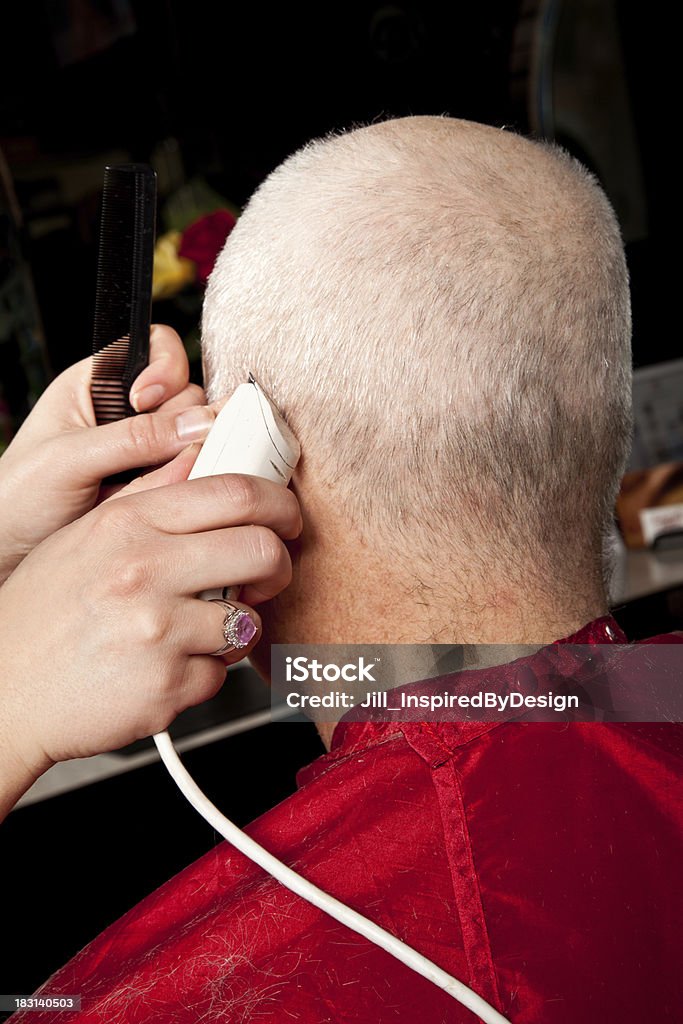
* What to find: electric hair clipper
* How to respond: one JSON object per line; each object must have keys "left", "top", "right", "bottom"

{"left": 189, "top": 373, "right": 299, "bottom": 485}
{"left": 189, "top": 374, "right": 300, "bottom": 601}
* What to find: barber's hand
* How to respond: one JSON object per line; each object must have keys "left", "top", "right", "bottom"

{"left": 0, "top": 325, "right": 215, "bottom": 584}
{"left": 0, "top": 473, "right": 302, "bottom": 786}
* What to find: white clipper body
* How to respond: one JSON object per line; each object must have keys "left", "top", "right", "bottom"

{"left": 189, "top": 375, "right": 300, "bottom": 602}
{"left": 189, "top": 376, "right": 300, "bottom": 485}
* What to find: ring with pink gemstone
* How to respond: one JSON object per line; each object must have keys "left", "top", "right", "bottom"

{"left": 208, "top": 599, "right": 257, "bottom": 656}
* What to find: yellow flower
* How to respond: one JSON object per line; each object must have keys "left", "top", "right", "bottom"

{"left": 152, "top": 231, "right": 196, "bottom": 300}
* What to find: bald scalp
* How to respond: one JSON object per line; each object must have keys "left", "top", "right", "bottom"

{"left": 201, "top": 117, "right": 631, "bottom": 589}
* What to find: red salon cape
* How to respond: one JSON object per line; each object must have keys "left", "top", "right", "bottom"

{"left": 11, "top": 617, "right": 683, "bottom": 1023}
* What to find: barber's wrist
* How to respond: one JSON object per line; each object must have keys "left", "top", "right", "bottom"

{"left": 0, "top": 731, "right": 52, "bottom": 823}
{"left": 0, "top": 677, "right": 54, "bottom": 822}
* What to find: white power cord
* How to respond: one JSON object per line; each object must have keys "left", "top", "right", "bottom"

{"left": 153, "top": 730, "right": 511, "bottom": 1024}
{"left": 153, "top": 380, "right": 510, "bottom": 1020}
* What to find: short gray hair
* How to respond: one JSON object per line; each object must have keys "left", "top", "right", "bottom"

{"left": 202, "top": 116, "right": 632, "bottom": 587}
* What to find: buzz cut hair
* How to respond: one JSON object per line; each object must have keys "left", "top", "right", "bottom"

{"left": 201, "top": 116, "right": 632, "bottom": 590}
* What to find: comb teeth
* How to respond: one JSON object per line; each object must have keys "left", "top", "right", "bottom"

{"left": 92, "top": 164, "right": 156, "bottom": 425}
{"left": 92, "top": 336, "right": 135, "bottom": 422}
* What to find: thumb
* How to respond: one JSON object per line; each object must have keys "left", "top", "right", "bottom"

{"left": 62, "top": 405, "right": 216, "bottom": 484}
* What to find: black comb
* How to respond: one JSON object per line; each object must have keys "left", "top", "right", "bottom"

{"left": 91, "top": 164, "right": 156, "bottom": 424}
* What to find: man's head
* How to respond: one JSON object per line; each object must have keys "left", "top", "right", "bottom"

{"left": 202, "top": 116, "right": 631, "bottom": 646}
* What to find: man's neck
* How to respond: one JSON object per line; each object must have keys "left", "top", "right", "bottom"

{"left": 252, "top": 489, "right": 611, "bottom": 748}
{"left": 295, "top": 542, "right": 609, "bottom": 646}
{"left": 285, "top": 487, "right": 610, "bottom": 645}
{"left": 268, "top": 530, "right": 609, "bottom": 750}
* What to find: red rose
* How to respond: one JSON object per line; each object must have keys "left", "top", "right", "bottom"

{"left": 178, "top": 209, "right": 237, "bottom": 286}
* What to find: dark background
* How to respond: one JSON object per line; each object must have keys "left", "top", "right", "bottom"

{"left": 0, "top": 0, "right": 671, "bottom": 384}
{"left": 0, "top": 0, "right": 675, "bottom": 1010}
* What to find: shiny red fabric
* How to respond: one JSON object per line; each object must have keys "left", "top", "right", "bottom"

{"left": 12, "top": 617, "right": 683, "bottom": 1023}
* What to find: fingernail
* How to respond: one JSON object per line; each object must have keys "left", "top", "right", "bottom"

{"left": 131, "top": 383, "right": 165, "bottom": 411}
{"left": 175, "top": 405, "right": 215, "bottom": 441}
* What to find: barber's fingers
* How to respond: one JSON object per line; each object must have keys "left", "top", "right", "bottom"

{"left": 164, "top": 525, "right": 293, "bottom": 603}
{"left": 113, "top": 391, "right": 231, "bottom": 494}
{"left": 129, "top": 324, "right": 191, "bottom": 411}
{"left": 180, "top": 656, "right": 231, "bottom": 709}
{"left": 147, "top": 601, "right": 262, "bottom": 717}
{"left": 177, "top": 598, "right": 262, "bottom": 661}
{"left": 57, "top": 402, "right": 216, "bottom": 486}
{"left": 115, "top": 473, "right": 303, "bottom": 541}
{"left": 26, "top": 325, "right": 192, "bottom": 428}
{"left": 111, "top": 395, "right": 248, "bottom": 497}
